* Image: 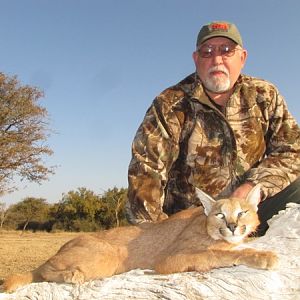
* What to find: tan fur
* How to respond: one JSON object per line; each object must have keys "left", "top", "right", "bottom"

{"left": 2, "top": 186, "right": 278, "bottom": 292}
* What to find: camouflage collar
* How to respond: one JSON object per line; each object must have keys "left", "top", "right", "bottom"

{"left": 186, "top": 73, "right": 245, "bottom": 110}
{"left": 188, "top": 73, "right": 222, "bottom": 111}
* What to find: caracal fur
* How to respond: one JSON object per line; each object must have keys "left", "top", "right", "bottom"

{"left": 3, "top": 185, "right": 278, "bottom": 292}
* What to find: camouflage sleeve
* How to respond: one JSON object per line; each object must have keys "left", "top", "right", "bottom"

{"left": 126, "top": 94, "right": 183, "bottom": 224}
{"left": 245, "top": 89, "right": 300, "bottom": 199}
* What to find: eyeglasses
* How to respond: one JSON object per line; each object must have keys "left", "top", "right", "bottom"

{"left": 197, "top": 44, "right": 241, "bottom": 58}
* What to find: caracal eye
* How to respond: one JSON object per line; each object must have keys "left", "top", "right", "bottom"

{"left": 237, "top": 210, "right": 248, "bottom": 218}
{"left": 216, "top": 213, "right": 225, "bottom": 219}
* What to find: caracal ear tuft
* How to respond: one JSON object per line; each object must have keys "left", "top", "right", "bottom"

{"left": 245, "top": 184, "right": 261, "bottom": 211}
{"left": 195, "top": 188, "right": 216, "bottom": 216}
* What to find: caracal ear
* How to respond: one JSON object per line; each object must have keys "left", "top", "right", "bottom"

{"left": 245, "top": 184, "right": 261, "bottom": 211}
{"left": 195, "top": 188, "right": 216, "bottom": 216}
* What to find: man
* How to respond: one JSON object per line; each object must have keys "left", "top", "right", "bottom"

{"left": 126, "top": 21, "right": 300, "bottom": 235}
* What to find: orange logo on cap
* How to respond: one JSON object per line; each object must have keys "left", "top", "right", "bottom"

{"left": 210, "top": 23, "right": 229, "bottom": 31}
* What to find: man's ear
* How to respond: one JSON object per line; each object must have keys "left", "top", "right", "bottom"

{"left": 195, "top": 188, "right": 216, "bottom": 216}
{"left": 192, "top": 50, "right": 200, "bottom": 67}
{"left": 245, "top": 184, "right": 261, "bottom": 212}
{"left": 240, "top": 48, "right": 248, "bottom": 68}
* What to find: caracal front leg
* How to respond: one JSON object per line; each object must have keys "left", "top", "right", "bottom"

{"left": 155, "top": 249, "right": 278, "bottom": 274}
{"left": 233, "top": 248, "right": 278, "bottom": 270}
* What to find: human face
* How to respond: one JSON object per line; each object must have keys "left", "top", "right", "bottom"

{"left": 192, "top": 37, "right": 247, "bottom": 94}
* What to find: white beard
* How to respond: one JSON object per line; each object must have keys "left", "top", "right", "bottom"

{"left": 202, "top": 66, "right": 231, "bottom": 93}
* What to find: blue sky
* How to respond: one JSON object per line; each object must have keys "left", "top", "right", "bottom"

{"left": 1, "top": 0, "right": 299, "bottom": 205}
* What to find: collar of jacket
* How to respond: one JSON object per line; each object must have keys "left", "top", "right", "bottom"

{"left": 184, "top": 72, "right": 243, "bottom": 111}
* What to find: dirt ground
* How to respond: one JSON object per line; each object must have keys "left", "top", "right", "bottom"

{"left": 0, "top": 230, "right": 82, "bottom": 284}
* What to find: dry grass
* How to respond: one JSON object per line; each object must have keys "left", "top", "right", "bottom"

{"left": 0, "top": 230, "right": 82, "bottom": 284}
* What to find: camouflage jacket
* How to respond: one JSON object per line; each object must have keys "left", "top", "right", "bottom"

{"left": 127, "top": 73, "right": 300, "bottom": 224}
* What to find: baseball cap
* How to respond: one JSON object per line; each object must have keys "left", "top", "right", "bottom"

{"left": 196, "top": 21, "right": 243, "bottom": 47}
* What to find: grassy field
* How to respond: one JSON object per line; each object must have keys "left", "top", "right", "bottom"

{"left": 0, "top": 230, "right": 82, "bottom": 284}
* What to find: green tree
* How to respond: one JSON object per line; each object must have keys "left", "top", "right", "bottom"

{"left": 99, "top": 187, "right": 128, "bottom": 228}
{"left": 50, "top": 187, "right": 128, "bottom": 232}
{"left": 52, "top": 187, "right": 103, "bottom": 232}
{"left": 7, "top": 197, "right": 50, "bottom": 233}
{"left": 0, "top": 72, "right": 54, "bottom": 195}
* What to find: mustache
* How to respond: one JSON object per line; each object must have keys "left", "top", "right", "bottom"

{"left": 208, "top": 66, "right": 229, "bottom": 76}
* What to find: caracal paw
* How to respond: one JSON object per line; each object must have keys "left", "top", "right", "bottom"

{"left": 63, "top": 269, "right": 85, "bottom": 284}
{"left": 253, "top": 251, "right": 279, "bottom": 270}
{"left": 262, "top": 251, "right": 279, "bottom": 269}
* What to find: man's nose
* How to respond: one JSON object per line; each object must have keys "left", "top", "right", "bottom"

{"left": 211, "top": 53, "right": 224, "bottom": 64}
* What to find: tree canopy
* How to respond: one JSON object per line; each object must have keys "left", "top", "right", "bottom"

{"left": 6, "top": 197, "right": 50, "bottom": 233}
{"left": 0, "top": 72, "right": 54, "bottom": 195}
{"left": 51, "top": 187, "right": 129, "bottom": 231}
{"left": 1, "top": 187, "right": 129, "bottom": 232}
{"left": 51, "top": 187, "right": 103, "bottom": 232}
